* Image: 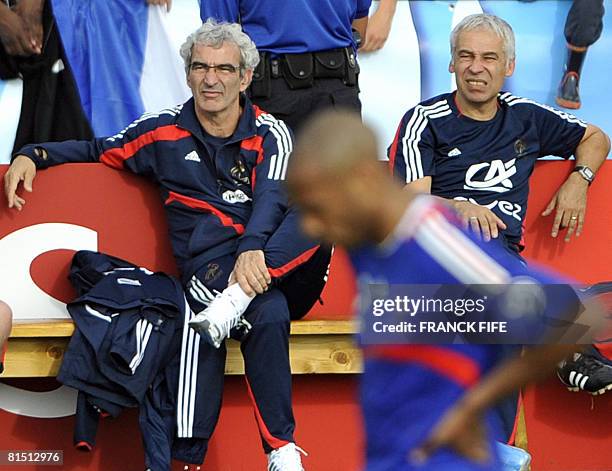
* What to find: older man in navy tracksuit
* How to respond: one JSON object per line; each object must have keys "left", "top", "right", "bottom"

{"left": 5, "top": 20, "right": 313, "bottom": 471}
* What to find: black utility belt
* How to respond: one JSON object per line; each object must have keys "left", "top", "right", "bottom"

{"left": 250, "top": 47, "right": 359, "bottom": 97}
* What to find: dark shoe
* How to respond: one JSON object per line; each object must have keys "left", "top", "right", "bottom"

{"left": 556, "top": 72, "right": 581, "bottom": 109}
{"left": 558, "top": 352, "right": 612, "bottom": 395}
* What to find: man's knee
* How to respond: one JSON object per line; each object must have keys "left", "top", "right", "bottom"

{"left": 0, "top": 301, "right": 13, "bottom": 342}
{"left": 245, "top": 289, "right": 290, "bottom": 326}
{"left": 0, "top": 300, "right": 12, "bottom": 322}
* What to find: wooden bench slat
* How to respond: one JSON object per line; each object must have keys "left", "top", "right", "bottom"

{"left": 3, "top": 319, "right": 360, "bottom": 377}
{"left": 3, "top": 333, "right": 361, "bottom": 377}
{"left": 10, "top": 321, "right": 76, "bottom": 338}
{"left": 9, "top": 319, "right": 358, "bottom": 338}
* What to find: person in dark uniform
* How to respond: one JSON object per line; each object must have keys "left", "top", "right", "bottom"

{"left": 200, "top": 0, "right": 373, "bottom": 133}
{"left": 556, "top": 0, "right": 605, "bottom": 110}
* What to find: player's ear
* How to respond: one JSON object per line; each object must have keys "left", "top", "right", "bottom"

{"left": 240, "top": 68, "right": 253, "bottom": 91}
{"left": 449, "top": 59, "right": 455, "bottom": 74}
{"left": 505, "top": 58, "right": 515, "bottom": 77}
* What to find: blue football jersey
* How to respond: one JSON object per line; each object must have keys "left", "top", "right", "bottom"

{"left": 350, "top": 195, "right": 578, "bottom": 470}
{"left": 388, "top": 92, "right": 587, "bottom": 247}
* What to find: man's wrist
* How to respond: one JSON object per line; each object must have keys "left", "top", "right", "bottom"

{"left": 236, "top": 235, "right": 265, "bottom": 256}
{"left": 448, "top": 198, "right": 463, "bottom": 210}
{"left": 568, "top": 169, "right": 591, "bottom": 187}
{"left": 572, "top": 165, "right": 595, "bottom": 186}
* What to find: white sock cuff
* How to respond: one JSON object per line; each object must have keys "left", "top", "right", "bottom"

{"left": 225, "top": 283, "right": 255, "bottom": 312}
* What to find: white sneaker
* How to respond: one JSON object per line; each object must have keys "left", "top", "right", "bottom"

{"left": 188, "top": 290, "right": 244, "bottom": 348}
{"left": 267, "top": 443, "right": 307, "bottom": 471}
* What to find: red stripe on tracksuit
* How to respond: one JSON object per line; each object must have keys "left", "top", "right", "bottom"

{"left": 387, "top": 120, "right": 403, "bottom": 175}
{"left": 364, "top": 345, "right": 481, "bottom": 388}
{"left": 240, "top": 135, "right": 265, "bottom": 190}
{"left": 245, "top": 377, "right": 289, "bottom": 450}
{"left": 268, "top": 246, "right": 319, "bottom": 279}
{"left": 100, "top": 125, "right": 191, "bottom": 169}
{"left": 75, "top": 440, "right": 93, "bottom": 451}
{"left": 252, "top": 105, "right": 266, "bottom": 119}
{"left": 165, "top": 191, "right": 245, "bottom": 234}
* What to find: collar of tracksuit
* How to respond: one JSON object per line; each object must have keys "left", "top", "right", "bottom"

{"left": 176, "top": 93, "right": 258, "bottom": 146}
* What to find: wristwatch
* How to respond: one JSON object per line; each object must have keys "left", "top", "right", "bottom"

{"left": 572, "top": 165, "right": 595, "bottom": 185}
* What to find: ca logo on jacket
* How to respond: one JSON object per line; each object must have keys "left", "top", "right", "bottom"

{"left": 464, "top": 159, "right": 517, "bottom": 193}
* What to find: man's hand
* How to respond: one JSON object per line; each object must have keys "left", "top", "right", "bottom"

{"left": 0, "top": 6, "right": 39, "bottom": 56}
{"left": 4, "top": 155, "right": 36, "bottom": 210}
{"left": 411, "top": 401, "right": 490, "bottom": 465}
{"left": 541, "top": 172, "right": 588, "bottom": 242}
{"left": 452, "top": 200, "right": 507, "bottom": 242}
{"left": 360, "top": 1, "right": 396, "bottom": 52}
{"left": 146, "top": 0, "right": 172, "bottom": 12}
{"left": 14, "top": 0, "right": 43, "bottom": 54}
{"left": 230, "top": 250, "right": 271, "bottom": 296}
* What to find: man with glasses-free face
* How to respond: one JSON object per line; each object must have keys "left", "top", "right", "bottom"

{"left": 5, "top": 19, "right": 318, "bottom": 470}
{"left": 187, "top": 41, "right": 252, "bottom": 129}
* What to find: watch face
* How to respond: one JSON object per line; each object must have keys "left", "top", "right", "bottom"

{"left": 583, "top": 168, "right": 594, "bottom": 179}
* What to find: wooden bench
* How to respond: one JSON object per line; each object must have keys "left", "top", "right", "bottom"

{"left": 3, "top": 319, "right": 362, "bottom": 377}
{"left": 3, "top": 318, "right": 530, "bottom": 450}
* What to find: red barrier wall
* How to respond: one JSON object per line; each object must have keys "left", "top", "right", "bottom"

{"left": 0, "top": 161, "right": 610, "bottom": 470}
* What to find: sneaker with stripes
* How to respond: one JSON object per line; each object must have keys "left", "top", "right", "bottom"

{"left": 267, "top": 443, "right": 306, "bottom": 471}
{"left": 557, "top": 352, "right": 612, "bottom": 395}
{"left": 188, "top": 290, "right": 244, "bottom": 348}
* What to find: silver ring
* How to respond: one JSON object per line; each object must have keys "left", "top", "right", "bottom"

{"left": 571, "top": 216, "right": 578, "bottom": 220}
{"left": 469, "top": 216, "right": 478, "bottom": 220}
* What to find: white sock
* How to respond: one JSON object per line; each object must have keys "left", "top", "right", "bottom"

{"left": 223, "top": 283, "right": 255, "bottom": 316}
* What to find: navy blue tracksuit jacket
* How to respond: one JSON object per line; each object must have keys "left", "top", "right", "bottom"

{"left": 59, "top": 250, "right": 187, "bottom": 471}
{"left": 18, "top": 96, "right": 294, "bottom": 281}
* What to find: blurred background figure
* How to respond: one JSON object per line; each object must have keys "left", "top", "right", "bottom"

{"left": 0, "top": 0, "right": 93, "bottom": 155}
{"left": 0, "top": 300, "right": 12, "bottom": 375}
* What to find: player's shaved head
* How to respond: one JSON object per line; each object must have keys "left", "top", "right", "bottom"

{"left": 287, "top": 110, "right": 412, "bottom": 248}
{"left": 289, "top": 110, "right": 378, "bottom": 179}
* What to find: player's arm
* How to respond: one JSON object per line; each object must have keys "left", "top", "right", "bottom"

{"left": 530, "top": 102, "right": 610, "bottom": 242}
{"left": 4, "top": 114, "right": 161, "bottom": 210}
{"left": 413, "top": 343, "right": 581, "bottom": 464}
{"left": 388, "top": 110, "right": 505, "bottom": 242}
{"left": 411, "top": 210, "right": 603, "bottom": 463}
{"left": 542, "top": 122, "right": 610, "bottom": 241}
{"left": 360, "top": 0, "right": 397, "bottom": 52}
{"left": 232, "top": 122, "right": 293, "bottom": 296}
{"left": 5, "top": 140, "right": 102, "bottom": 210}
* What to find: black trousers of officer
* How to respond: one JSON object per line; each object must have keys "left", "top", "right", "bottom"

{"left": 250, "top": 76, "right": 361, "bottom": 134}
